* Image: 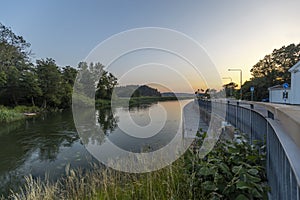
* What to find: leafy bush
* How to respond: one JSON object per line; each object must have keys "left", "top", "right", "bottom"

{"left": 7, "top": 132, "right": 268, "bottom": 199}
{"left": 186, "top": 133, "right": 268, "bottom": 200}
{"left": 13, "top": 106, "right": 40, "bottom": 113}
{"left": 0, "top": 108, "right": 24, "bottom": 123}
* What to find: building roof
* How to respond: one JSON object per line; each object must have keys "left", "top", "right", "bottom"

{"left": 288, "top": 60, "right": 300, "bottom": 73}
{"left": 268, "top": 85, "right": 291, "bottom": 90}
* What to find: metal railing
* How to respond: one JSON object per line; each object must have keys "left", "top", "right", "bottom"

{"left": 197, "top": 99, "right": 300, "bottom": 200}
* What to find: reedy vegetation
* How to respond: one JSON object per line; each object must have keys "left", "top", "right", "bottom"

{"left": 5, "top": 134, "right": 268, "bottom": 200}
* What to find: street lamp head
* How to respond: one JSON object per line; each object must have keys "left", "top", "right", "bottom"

{"left": 228, "top": 68, "right": 242, "bottom": 72}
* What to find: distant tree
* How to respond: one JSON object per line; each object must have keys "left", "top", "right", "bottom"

{"left": 244, "top": 43, "right": 300, "bottom": 101}
{"left": 133, "top": 85, "right": 161, "bottom": 97}
{"left": 19, "top": 68, "right": 42, "bottom": 106}
{"left": 223, "top": 82, "right": 238, "bottom": 97}
{"left": 60, "top": 66, "right": 77, "bottom": 107}
{"left": 36, "top": 58, "right": 62, "bottom": 108}
{"left": 96, "top": 70, "right": 118, "bottom": 100}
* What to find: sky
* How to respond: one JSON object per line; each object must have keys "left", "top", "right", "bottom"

{"left": 1, "top": 0, "right": 300, "bottom": 92}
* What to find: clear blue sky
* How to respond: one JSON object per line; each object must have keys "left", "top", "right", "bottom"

{"left": 1, "top": 0, "right": 300, "bottom": 91}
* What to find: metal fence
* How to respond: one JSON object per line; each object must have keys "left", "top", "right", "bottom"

{"left": 197, "top": 99, "right": 300, "bottom": 200}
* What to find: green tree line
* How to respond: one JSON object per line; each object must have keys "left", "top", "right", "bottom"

{"left": 242, "top": 43, "right": 300, "bottom": 101}
{"left": 0, "top": 22, "right": 117, "bottom": 109}
{"left": 222, "top": 43, "right": 300, "bottom": 101}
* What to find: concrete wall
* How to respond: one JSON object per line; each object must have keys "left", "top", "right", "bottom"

{"left": 269, "top": 89, "right": 291, "bottom": 104}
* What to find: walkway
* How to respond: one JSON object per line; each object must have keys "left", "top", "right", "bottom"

{"left": 182, "top": 100, "right": 208, "bottom": 139}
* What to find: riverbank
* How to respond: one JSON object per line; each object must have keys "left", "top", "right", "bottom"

{"left": 0, "top": 106, "right": 40, "bottom": 123}
{"left": 96, "top": 96, "right": 194, "bottom": 108}
{"left": 5, "top": 134, "right": 268, "bottom": 200}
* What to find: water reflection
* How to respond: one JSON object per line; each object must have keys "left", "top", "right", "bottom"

{"left": 97, "top": 107, "right": 118, "bottom": 135}
{"left": 0, "top": 100, "right": 189, "bottom": 196}
{"left": 0, "top": 111, "right": 92, "bottom": 196}
{"left": 89, "top": 101, "right": 182, "bottom": 153}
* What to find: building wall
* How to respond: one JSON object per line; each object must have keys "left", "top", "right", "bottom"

{"left": 291, "top": 71, "right": 300, "bottom": 104}
{"left": 269, "top": 89, "right": 291, "bottom": 104}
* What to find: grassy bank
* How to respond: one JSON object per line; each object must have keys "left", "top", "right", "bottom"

{"left": 6, "top": 133, "right": 268, "bottom": 200}
{"left": 0, "top": 106, "right": 40, "bottom": 123}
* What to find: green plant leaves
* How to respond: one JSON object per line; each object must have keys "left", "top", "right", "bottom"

{"left": 199, "top": 166, "right": 215, "bottom": 176}
{"left": 236, "top": 181, "right": 252, "bottom": 190}
{"left": 247, "top": 168, "right": 259, "bottom": 175}
{"left": 235, "top": 194, "right": 249, "bottom": 200}
{"left": 202, "top": 181, "right": 217, "bottom": 191}
{"left": 185, "top": 133, "right": 268, "bottom": 199}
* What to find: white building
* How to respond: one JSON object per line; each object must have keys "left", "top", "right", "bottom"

{"left": 269, "top": 61, "right": 300, "bottom": 104}
{"left": 289, "top": 61, "right": 300, "bottom": 104}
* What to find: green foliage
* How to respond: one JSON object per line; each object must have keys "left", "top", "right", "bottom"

{"left": 243, "top": 43, "right": 300, "bottom": 100}
{"left": 0, "top": 107, "right": 24, "bottom": 123}
{"left": 96, "top": 69, "right": 118, "bottom": 100}
{"left": 114, "top": 85, "right": 161, "bottom": 98}
{"left": 13, "top": 105, "right": 40, "bottom": 113}
{"left": 36, "top": 58, "right": 63, "bottom": 108}
{"left": 7, "top": 133, "right": 268, "bottom": 199}
{"left": 186, "top": 133, "right": 268, "bottom": 199}
{"left": 222, "top": 82, "right": 238, "bottom": 98}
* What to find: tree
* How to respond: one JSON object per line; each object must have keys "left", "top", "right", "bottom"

{"left": 245, "top": 43, "right": 300, "bottom": 101}
{"left": 60, "top": 66, "right": 78, "bottom": 107}
{"left": 36, "top": 58, "right": 62, "bottom": 108}
{"left": 223, "top": 82, "right": 238, "bottom": 97}
{"left": 19, "top": 68, "right": 42, "bottom": 106}
{"left": 96, "top": 69, "right": 118, "bottom": 100}
{"left": 0, "top": 22, "right": 32, "bottom": 105}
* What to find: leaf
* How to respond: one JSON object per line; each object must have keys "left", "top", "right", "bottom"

{"left": 235, "top": 194, "right": 249, "bottom": 200}
{"left": 251, "top": 188, "right": 263, "bottom": 198}
{"left": 199, "top": 166, "right": 214, "bottom": 176}
{"left": 245, "top": 173, "right": 261, "bottom": 183}
{"left": 232, "top": 166, "right": 242, "bottom": 174}
{"left": 236, "top": 181, "right": 252, "bottom": 190}
{"left": 219, "top": 163, "right": 231, "bottom": 175}
{"left": 247, "top": 169, "right": 258, "bottom": 175}
{"left": 246, "top": 155, "right": 257, "bottom": 162}
{"left": 202, "top": 181, "right": 217, "bottom": 191}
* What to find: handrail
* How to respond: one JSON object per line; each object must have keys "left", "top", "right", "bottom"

{"left": 197, "top": 99, "right": 300, "bottom": 200}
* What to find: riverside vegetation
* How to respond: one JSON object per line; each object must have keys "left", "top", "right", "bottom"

{"left": 4, "top": 133, "right": 268, "bottom": 200}
{"left": 1, "top": 21, "right": 269, "bottom": 200}
{"left": 0, "top": 105, "right": 40, "bottom": 123}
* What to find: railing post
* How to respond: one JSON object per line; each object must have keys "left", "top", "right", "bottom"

{"left": 227, "top": 101, "right": 230, "bottom": 122}
{"left": 250, "top": 104, "right": 254, "bottom": 143}
{"left": 236, "top": 102, "right": 239, "bottom": 128}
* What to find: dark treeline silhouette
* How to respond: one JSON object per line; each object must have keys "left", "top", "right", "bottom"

{"left": 0, "top": 22, "right": 117, "bottom": 109}
{"left": 115, "top": 85, "right": 161, "bottom": 98}
{"left": 241, "top": 43, "right": 300, "bottom": 101}
{"left": 220, "top": 43, "right": 300, "bottom": 100}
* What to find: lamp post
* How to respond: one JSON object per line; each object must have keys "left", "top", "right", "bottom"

{"left": 228, "top": 69, "right": 243, "bottom": 100}
{"left": 222, "top": 77, "right": 232, "bottom": 97}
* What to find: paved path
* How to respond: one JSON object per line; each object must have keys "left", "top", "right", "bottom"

{"left": 182, "top": 100, "right": 208, "bottom": 139}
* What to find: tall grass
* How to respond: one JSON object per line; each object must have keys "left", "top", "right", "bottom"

{"left": 0, "top": 107, "right": 24, "bottom": 123}
{"left": 6, "top": 134, "right": 268, "bottom": 200}
{"left": 8, "top": 159, "right": 188, "bottom": 200}
{"left": 0, "top": 105, "right": 40, "bottom": 123}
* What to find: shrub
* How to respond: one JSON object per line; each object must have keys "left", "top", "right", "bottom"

{"left": 13, "top": 106, "right": 40, "bottom": 113}
{"left": 186, "top": 133, "right": 268, "bottom": 200}
{"left": 7, "top": 133, "right": 268, "bottom": 199}
{"left": 0, "top": 108, "right": 24, "bottom": 123}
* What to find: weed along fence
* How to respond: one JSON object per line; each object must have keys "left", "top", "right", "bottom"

{"left": 197, "top": 99, "right": 300, "bottom": 200}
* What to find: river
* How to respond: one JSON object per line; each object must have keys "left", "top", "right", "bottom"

{"left": 0, "top": 100, "right": 191, "bottom": 196}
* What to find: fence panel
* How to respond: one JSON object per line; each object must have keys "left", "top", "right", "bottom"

{"left": 197, "top": 99, "right": 300, "bottom": 200}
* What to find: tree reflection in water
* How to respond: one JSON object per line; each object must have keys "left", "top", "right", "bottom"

{"left": 97, "top": 106, "right": 118, "bottom": 135}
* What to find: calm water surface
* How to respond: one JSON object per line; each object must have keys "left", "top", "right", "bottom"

{"left": 0, "top": 100, "right": 191, "bottom": 195}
